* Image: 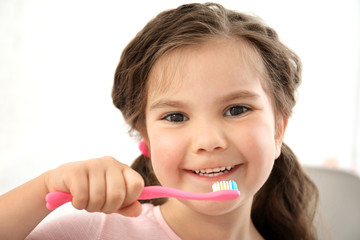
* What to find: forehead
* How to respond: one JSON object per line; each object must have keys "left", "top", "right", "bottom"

{"left": 146, "top": 38, "right": 266, "bottom": 101}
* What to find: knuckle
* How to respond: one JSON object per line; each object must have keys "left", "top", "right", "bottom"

{"left": 72, "top": 195, "right": 88, "bottom": 210}
{"left": 135, "top": 176, "right": 145, "bottom": 189}
{"left": 90, "top": 195, "right": 105, "bottom": 207}
{"left": 89, "top": 156, "right": 121, "bottom": 170}
{"left": 130, "top": 172, "right": 145, "bottom": 192}
{"left": 107, "top": 191, "right": 124, "bottom": 206}
{"left": 102, "top": 208, "right": 113, "bottom": 214}
{"left": 64, "top": 165, "right": 85, "bottom": 183}
{"left": 87, "top": 158, "right": 103, "bottom": 170}
{"left": 102, "top": 155, "right": 115, "bottom": 161}
{"left": 101, "top": 192, "right": 124, "bottom": 214}
{"left": 101, "top": 156, "right": 116, "bottom": 163}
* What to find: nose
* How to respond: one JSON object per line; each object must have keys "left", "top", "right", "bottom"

{"left": 191, "top": 118, "right": 228, "bottom": 153}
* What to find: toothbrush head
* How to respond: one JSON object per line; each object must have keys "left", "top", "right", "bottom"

{"left": 212, "top": 180, "right": 238, "bottom": 192}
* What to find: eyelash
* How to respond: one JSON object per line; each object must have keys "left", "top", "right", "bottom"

{"left": 161, "top": 105, "right": 251, "bottom": 123}
{"left": 224, "top": 105, "right": 252, "bottom": 117}
{"left": 161, "top": 112, "right": 189, "bottom": 123}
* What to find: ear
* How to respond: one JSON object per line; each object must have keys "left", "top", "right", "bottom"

{"left": 275, "top": 116, "right": 288, "bottom": 159}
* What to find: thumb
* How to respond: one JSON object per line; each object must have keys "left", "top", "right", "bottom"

{"left": 117, "top": 200, "right": 143, "bottom": 217}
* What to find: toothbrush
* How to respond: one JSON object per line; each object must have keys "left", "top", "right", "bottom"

{"left": 45, "top": 180, "right": 240, "bottom": 210}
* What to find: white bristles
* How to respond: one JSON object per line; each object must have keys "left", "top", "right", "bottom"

{"left": 212, "top": 180, "right": 238, "bottom": 191}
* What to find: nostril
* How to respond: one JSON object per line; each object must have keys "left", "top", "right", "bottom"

{"left": 196, "top": 142, "right": 227, "bottom": 153}
{"left": 191, "top": 123, "right": 228, "bottom": 153}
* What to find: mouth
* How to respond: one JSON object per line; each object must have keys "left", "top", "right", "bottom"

{"left": 192, "top": 165, "right": 235, "bottom": 177}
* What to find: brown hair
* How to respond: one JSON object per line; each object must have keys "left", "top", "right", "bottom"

{"left": 112, "top": 2, "right": 318, "bottom": 239}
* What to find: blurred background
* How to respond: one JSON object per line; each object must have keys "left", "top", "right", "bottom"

{"left": 1, "top": 0, "right": 359, "bottom": 205}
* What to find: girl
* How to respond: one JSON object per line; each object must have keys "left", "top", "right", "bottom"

{"left": 0, "top": 3, "right": 318, "bottom": 240}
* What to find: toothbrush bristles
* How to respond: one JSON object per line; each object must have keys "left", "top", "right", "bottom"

{"left": 212, "top": 180, "right": 238, "bottom": 192}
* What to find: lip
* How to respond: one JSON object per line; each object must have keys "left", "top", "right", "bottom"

{"left": 186, "top": 164, "right": 243, "bottom": 182}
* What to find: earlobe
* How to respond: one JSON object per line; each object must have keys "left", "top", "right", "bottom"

{"left": 275, "top": 116, "right": 288, "bottom": 159}
{"left": 275, "top": 141, "right": 282, "bottom": 159}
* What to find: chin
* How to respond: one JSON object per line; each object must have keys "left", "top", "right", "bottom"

{"left": 179, "top": 198, "right": 244, "bottom": 217}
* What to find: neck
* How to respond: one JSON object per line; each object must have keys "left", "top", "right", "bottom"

{"left": 160, "top": 198, "right": 263, "bottom": 240}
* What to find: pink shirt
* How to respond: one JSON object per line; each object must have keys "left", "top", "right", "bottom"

{"left": 27, "top": 204, "right": 181, "bottom": 240}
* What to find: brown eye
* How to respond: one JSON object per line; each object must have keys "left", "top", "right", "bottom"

{"left": 225, "top": 105, "right": 250, "bottom": 117}
{"left": 162, "top": 113, "right": 189, "bottom": 122}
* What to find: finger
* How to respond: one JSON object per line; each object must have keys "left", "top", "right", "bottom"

{"left": 86, "top": 166, "right": 106, "bottom": 212}
{"left": 122, "top": 168, "right": 144, "bottom": 208}
{"left": 101, "top": 166, "right": 126, "bottom": 213}
{"left": 68, "top": 168, "right": 89, "bottom": 210}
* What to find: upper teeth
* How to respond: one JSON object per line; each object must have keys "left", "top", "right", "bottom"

{"left": 194, "top": 166, "right": 234, "bottom": 174}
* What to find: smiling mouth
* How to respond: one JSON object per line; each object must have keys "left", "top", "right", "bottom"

{"left": 192, "top": 165, "right": 235, "bottom": 177}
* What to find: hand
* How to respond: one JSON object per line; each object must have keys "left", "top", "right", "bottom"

{"left": 44, "top": 156, "right": 144, "bottom": 217}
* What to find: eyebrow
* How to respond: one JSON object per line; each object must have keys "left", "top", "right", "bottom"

{"left": 149, "top": 99, "right": 185, "bottom": 111}
{"left": 219, "top": 90, "right": 260, "bottom": 104}
{"left": 149, "top": 90, "right": 260, "bottom": 111}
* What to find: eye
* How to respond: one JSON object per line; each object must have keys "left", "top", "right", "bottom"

{"left": 224, "top": 105, "right": 251, "bottom": 117}
{"left": 162, "top": 113, "right": 189, "bottom": 123}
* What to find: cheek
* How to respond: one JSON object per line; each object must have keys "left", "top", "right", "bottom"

{"left": 248, "top": 125, "right": 276, "bottom": 160}
{"left": 234, "top": 117, "right": 277, "bottom": 157}
{"left": 234, "top": 119, "right": 277, "bottom": 186}
{"left": 147, "top": 130, "right": 187, "bottom": 185}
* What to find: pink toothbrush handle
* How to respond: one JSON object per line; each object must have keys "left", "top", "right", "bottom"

{"left": 45, "top": 187, "right": 240, "bottom": 210}
{"left": 46, "top": 191, "right": 73, "bottom": 210}
{"left": 138, "top": 186, "right": 239, "bottom": 201}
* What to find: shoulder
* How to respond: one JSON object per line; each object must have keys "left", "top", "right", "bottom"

{"left": 27, "top": 204, "right": 180, "bottom": 240}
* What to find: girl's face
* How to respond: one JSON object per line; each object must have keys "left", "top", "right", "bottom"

{"left": 145, "top": 38, "right": 285, "bottom": 214}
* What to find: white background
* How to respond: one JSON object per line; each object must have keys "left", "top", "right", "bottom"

{"left": 1, "top": 0, "right": 359, "bottom": 208}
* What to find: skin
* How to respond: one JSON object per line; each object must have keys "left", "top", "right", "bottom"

{"left": 0, "top": 158, "right": 144, "bottom": 239}
{"left": 0, "top": 38, "right": 286, "bottom": 240}
{"left": 145, "top": 38, "right": 287, "bottom": 239}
